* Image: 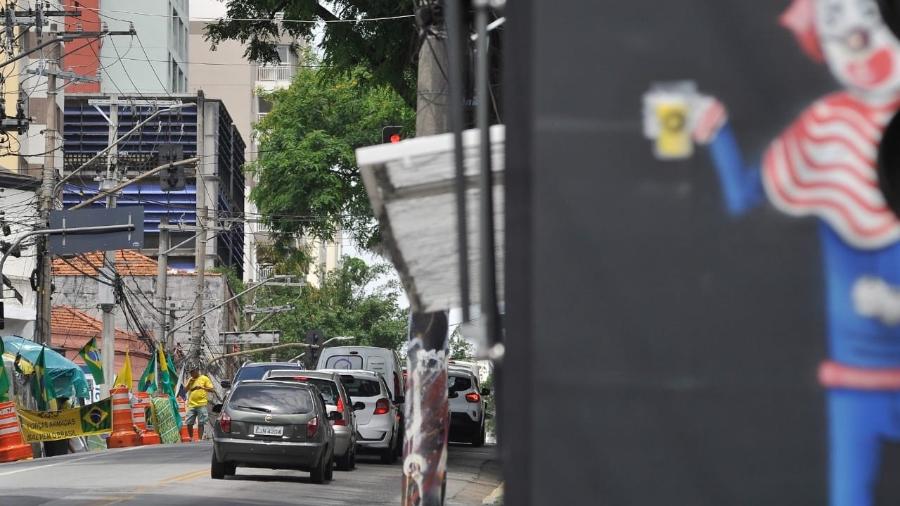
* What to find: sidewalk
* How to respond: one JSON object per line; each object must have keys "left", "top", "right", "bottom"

{"left": 445, "top": 444, "right": 502, "bottom": 506}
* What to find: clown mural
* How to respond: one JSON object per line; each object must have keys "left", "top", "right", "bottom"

{"left": 643, "top": 0, "right": 900, "bottom": 505}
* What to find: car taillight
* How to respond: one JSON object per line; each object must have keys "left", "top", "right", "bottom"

{"left": 334, "top": 397, "right": 347, "bottom": 426}
{"left": 307, "top": 415, "right": 318, "bottom": 438}
{"left": 219, "top": 412, "right": 231, "bottom": 433}
{"left": 374, "top": 398, "right": 390, "bottom": 415}
{"left": 465, "top": 392, "right": 481, "bottom": 403}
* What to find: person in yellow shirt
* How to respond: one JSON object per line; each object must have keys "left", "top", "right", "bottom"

{"left": 185, "top": 367, "right": 215, "bottom": 440}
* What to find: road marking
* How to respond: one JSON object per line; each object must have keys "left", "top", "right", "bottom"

{"left": 92, "top": 468, "right": 207, "bottom": 505}
{"left": 0, "top": 446, "right": 145, "bottom": 477}
{"left": 158, "top": 468, "right": 208, "bottom": 484}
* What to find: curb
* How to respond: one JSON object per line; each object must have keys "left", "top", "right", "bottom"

{"left": 482, "top": 482, "right": 503, "bottom": 505}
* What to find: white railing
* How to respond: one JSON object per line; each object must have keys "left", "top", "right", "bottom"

{"left": 258, "top": 264, "right": 275, "bottom": 281}
{"left": 257, "top": 65, "right": 295, "bottom": 82}
{"left": 256, "top": 112, "right": 268, "bottom": 123}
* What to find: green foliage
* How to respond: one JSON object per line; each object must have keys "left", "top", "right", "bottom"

{"left": 250, "top": 64, "right": 414, "bottom": 250}
{"left": 204, "top": 0, "right": 419, "bottom": 107}
{"left": 450, "top": 328, "right": 474, "bottom": 360}
{"left": 252, "top": 256, "right": 408, "bottom": 361}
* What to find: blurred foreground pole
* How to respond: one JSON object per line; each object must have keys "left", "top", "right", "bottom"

{"left": 401, "top": 2, "right": 455, "bottom": 505}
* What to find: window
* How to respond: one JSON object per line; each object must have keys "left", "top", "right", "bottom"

{"left": 235, "top": 364, "right": 302, "bottom": 382}
{"left": 448, "top": 374, "right": 472, "bottom": 392}
{"left": 340, "top": 377, "right": 381, "bottom": 398}
{"left": 228, "top": 384, "right": 313, "bottom": 414}
{"left": 324, "top": 355, "right": 364, "bottom": 370}
{"left": 368, "top": 357, "right": 386, "bottom": 374}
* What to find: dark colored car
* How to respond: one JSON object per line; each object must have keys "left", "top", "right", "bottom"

{"left": 222, "top": 362, "right": 305, "bottom": 389}
{"left": 262, "top": 370, "right": 359, "bottom": 471}
{"left": 211, "top": 380, "right": 337, "bottom": 483}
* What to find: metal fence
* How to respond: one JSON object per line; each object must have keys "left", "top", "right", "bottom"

{"left": 256, "top": 65, "right": 295, "bottom": 82}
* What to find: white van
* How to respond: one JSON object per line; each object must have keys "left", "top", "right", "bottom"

{"left": 316, "top": 346, "right": 406, "bottom": 402}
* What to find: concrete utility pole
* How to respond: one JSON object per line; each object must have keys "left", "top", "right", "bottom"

{"left": 402, "top": 4, "right": 453, "bottom": 505}
{"left": 35, "top": 36, "right": 59, "bottom": 346}
{"left": 191, "top": 91, "right": 207, "bottom": 364}
{"left": 98, "top": 97, "right": 119, "bottom": 399}
{"left": 157, "top": 216, "right": 170, "bottom": 351}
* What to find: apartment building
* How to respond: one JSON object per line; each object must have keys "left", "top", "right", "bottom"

{"left": 188, "top": 20, "right": 342, "bottom": 286}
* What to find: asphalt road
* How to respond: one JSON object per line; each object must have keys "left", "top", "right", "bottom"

{"left": 0, "top": 442, "right": 500, "bottom": 505}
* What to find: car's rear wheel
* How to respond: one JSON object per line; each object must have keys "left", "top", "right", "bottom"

{"left": 380, "top": 443, "right": 397, "bottom": 464}
{"left": 310, "top": 455, "right": 325, "bottom": 483}
{"left": 211, "top": 453, "right": 226, "bottom": 480}
{"left": 324, "top": 451, "right": 334, "bottom": 481}
{"left": 472, "top": 424, "right": 485, "bottom": 447}
{"left": 224, "top": 462, "right": 236, "bottom": 476}
{"left": 336, "top": 445, "right": 355, "bottom": 471}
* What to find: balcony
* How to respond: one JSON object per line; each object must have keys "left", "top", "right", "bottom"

{"left": 257, "top": 65, "right": 295, "bottom": 83}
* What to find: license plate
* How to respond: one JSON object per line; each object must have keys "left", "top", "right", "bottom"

{"left": 253, "top": 425, "right": 284, "bottom": 436}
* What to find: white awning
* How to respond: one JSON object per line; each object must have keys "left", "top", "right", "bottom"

{"left": 356, "top": 125, "right": 505, "bottom": 313}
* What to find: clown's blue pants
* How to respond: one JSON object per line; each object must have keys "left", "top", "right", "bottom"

{"left": 829, "top": 389, "right": 900, "bottom": 506}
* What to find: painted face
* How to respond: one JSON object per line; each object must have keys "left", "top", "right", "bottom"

{"left": 817, "top": 0, "right": 900, "bottom": 97}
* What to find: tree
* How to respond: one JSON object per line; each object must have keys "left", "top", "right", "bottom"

{"left": 204, "top": 0, "right": 419, "bottom": 108}
{"left": 255, "top": 257, "right": 408, "bottom": 360}
{"left": 250, "top": 63, "right": 414, "bottom": 254}
{"left": 450, "top": 328, "right": 474, "bottom": 360}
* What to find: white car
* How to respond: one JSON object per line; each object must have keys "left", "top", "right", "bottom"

{"left": 448, "top": 366, "right": 488, "bottom": 446}
{"left": 321, "top": 369, "right": 402, "bottom": 464}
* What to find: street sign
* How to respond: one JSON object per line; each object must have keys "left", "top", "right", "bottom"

{"left": 48, "top": 207, "right": 144, "bottom": 255}
{"left": 218, "top": 331, "right": 281, "bottom": 345}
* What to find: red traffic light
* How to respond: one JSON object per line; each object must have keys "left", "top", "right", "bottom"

{"left": 382, "top": 125, "right": 403, "bottom": 144}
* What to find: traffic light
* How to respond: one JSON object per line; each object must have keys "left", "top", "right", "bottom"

{"left": 382, "top": 126, "right": 403, "bottom": 144}
{"left": 306, "top": 329, "right": 324, "bottom": 368}
{"left": 158, "top": 144, "right": 185, "bottom": 191}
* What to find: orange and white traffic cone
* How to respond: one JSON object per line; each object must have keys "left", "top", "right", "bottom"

{"left": 107, "top": 387, "right": 139, "bottom": 448}
{"left": 132, "top": 392, "right": 160, "bottom": 446}
{"left": 0, "top": 401, "right": 32, "bottom": 462}
{"left": 177, "top": 399, "right": 191, "bottom": 443}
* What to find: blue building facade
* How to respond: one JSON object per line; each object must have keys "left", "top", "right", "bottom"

{"left": 62, "top": 94, "right": 245, "bottom": 276}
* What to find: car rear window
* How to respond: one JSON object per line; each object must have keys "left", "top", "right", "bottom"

{"left": 266, "top": 376, "right": 340, "bottom": 405}
{"left": 228, "top": 385, "right": 313, "bottom": 414}
{"left": 235, "top": 364, "right": 302, "bottom": 383}
{"left": 448, "top": 375, "right": 472, "bottom": 392}
{"left": 324, "top": 355, "right": 364, "bottom": 369}
{"left": 341, "top": 377, "right": 381, "bottom": 398}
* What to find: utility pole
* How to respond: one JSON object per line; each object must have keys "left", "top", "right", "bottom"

{"left": 191, "top": 91, "right": 207, "bottom": 364}
{"left": 402, "top": 3, "right": 452, "bottom": 505}
{"left": 98, "top": 97, "right": 119, "bottom": 399}
{"left": 34, "top": 32, "right": 60, "bottom": 346}
{"left": 157, "top": 216, "right": 170, "bottom": 352}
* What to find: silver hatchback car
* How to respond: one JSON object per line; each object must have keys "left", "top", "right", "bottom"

{"left": 211, "top": 380, "right": 337, "bottom": 483}
{"left": 262, "top": 369, "right": 359, "bottom": 471}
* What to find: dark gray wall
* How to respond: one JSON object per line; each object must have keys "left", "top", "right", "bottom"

{"left": 504, "top": 1, "right": 833, "bottom": 504}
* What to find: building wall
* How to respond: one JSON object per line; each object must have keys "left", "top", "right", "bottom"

{"left": 53, "top": 273, "right": 232, "bottom": 355}
{"left": 63, "top": 0, "right": 101, "bottom": 94}
{"left": 0, "top": 183, "right": 39, "bottom": 338}
{"left": 99, "top": 0, "right": 188, "bottom": 94}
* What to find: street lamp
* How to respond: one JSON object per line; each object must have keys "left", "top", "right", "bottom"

{"left": 290, "top": 335, "right": 355, "bottom": 363}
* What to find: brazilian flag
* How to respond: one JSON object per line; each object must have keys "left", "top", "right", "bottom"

{"left": 138, "top": 349, "right": 156, "bottom": 393}
{"left": 78, "top": 337, "right": 104, "bottom": 384}
{"left": 31, "top": 346, "right": 57, "bottom": 411}
{"left": 0, "top": 339, "right": 9, "bottom": 402}
{"left": 80, "top": 397, "right": 112, "bottom": 433}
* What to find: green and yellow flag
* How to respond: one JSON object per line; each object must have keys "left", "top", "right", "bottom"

{"left": 114, "top": 350, "right": 133, "bottom": 391}
{"left": 0, "top": 338, "right": 9, "bottom": 402}
{"left": 31, "top": 346, "right": 57, "bottom": 411}
{"left": 78, "top": 337, "right": 104, "bottom": 385}
{"left": 138, "top": 349, "right": 156, "bottom": 393}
